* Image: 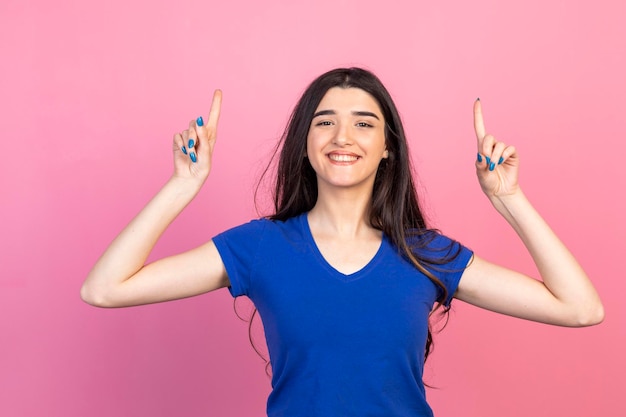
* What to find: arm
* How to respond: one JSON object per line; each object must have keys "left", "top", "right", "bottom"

{"left": 81, "top": 90, "right": 229, "bottom": 308}
{"left": 454, "top": 100, "right": 604, "bottom": 327}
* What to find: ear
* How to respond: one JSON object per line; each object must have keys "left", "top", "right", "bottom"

{"left": 383, "top": 149, "right": 389, "bottom": 159}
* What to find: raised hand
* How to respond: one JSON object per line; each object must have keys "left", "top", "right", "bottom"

{"left": 81, "top": 89, "right": 226, "bottom": 308}
{"left": 172, "top": 90, "right": 223, "bottom": 183}
{"left": 473, "top": 99, "right": 519, "bottom": 198}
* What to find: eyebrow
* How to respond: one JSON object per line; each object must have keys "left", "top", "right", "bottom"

{"left": 312, "top": 109, "right": 380, "bottom": 120}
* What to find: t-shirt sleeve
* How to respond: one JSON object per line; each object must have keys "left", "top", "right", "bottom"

{"left": 419, "top": 233, "right": 473, "bottom": 307}
{"left": 212, "top": 219, "right": 267, "bottom": 298}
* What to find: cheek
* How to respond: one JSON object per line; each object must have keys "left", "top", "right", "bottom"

{"left": 306, "top": 132, "right": 321, "bottom": 153}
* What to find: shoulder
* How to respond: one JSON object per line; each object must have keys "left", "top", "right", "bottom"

{"left": 213, "top": 213, "right": 306, "bottom": 244}
{"left": 407, "top": 229, "right": 464, "bottom": 254}
{"left": 406, "top": 229, "right": 473, "bottom": 270}
{"left": 212, "top": 218, "right": 268, "bottom": 246}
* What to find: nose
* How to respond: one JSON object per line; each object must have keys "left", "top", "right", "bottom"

{"left": 333, "top": 122, "right": 352, "bottom": 146}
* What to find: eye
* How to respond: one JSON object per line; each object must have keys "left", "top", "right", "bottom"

{"left": 356, "top": 122, "right": 373, "bottom": 128}
{"left": 315, "top": 120, "right": 333, "bottom": 126}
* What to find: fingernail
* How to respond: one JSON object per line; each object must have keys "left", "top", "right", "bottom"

{"left": 498, "top": 156, "right": 504, "bottom": 165}
{"left": 489, "top": 161, "right": 495, "bottom": 171}
{"left": 190, "top": 152, "right": 197, "bottom": 163}
{"left": 477, "top": 153, "right": 483, "bottom": 163}
{"left": 188, "top": 139, "right": 194, "bottom": 148}
{"left": 196, "top": 116, "right": 204, "bottom": 127}
{"left": 485, "top": 156, "right": 491, "bottom": 165}
{"left": 181, "top": 146, "right": 187, "bottom": 155}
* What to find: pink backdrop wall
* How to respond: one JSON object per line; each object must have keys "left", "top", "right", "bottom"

{"left": 1, "top": 0, "right": 624, "bottom": 415}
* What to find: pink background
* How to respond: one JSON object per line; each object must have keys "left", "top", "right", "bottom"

{"left": 1, "top": 0, "right": 624, "bottom": 415}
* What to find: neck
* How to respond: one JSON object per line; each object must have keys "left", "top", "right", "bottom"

{"left": 308, "top": 184, "right": 375, "bottom": 238}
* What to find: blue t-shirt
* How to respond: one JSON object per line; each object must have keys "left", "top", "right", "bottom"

{"left": 213, "top": 213, "right": 472, "bottom": 417}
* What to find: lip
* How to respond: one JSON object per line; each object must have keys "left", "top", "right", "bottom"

{"left": 327, "top": 151, "right": 361, "bottom": 164}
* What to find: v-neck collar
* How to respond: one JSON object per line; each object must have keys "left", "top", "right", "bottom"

{"left": 299, "top": 213, "right": 388, "bottom": 282}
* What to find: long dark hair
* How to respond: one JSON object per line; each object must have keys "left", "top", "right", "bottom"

{"left": 246, "top": 67, "right": 463, "bottom": 368}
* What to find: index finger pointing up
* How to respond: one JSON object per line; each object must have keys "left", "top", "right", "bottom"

{"left": 473, "top": 98, "right": 486, "bottom": 144}
{"left": 206, "top": 89, "right": 223, "bottom": 129}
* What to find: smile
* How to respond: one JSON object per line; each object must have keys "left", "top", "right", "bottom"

{"left": 328, "top": 153, "right": 360, "bottom": 162}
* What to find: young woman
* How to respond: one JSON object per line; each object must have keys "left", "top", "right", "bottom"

{"left": 81, "top": 67, "right": 604, "bottom": 416}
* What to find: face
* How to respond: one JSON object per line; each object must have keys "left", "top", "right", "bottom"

{"left": 306, "top": 87, "right": 388, "bottom": 193}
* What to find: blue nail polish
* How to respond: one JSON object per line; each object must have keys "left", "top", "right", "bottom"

{"left": 485, "top": 156, "right": 491, "bottom": 165}
{"left": 181, "top": 146, "right": 187, "bottom": 155}
{"left": 477, "top": 153, "right": 483, "bottom": 163}
{"left": 489, "top": 161, "right": 495, "bottom": 171}
{"left": 190, "top": 152, "right": 197, "bottom": 163}
{"left": 196, "top": 116, "right": 204, "bottom": 127}
{"left": 188, "top": 139, "right": 194, "bottom": 148}
{"left": 498, "top": 156, "right": 504, "bottom": 165}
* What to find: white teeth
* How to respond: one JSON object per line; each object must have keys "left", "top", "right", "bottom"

{"left": 329, "top": 154, "right": 358, "bottom": 162}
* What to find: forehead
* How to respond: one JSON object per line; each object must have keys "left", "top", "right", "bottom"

{"left": 315, "top": 87, "right": 383, "bottom": 114}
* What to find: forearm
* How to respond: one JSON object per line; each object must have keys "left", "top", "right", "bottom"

{"left": 490, "top": 190, "right": 604, "bottom": 324}
{"left": 82, "top": 176, "right": 202, "bottom": 301}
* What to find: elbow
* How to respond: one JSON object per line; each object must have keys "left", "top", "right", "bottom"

{"left": 80, "top": 282, "right": 100, "bottom": 307}
{"left": 587, "top": 303, "right": 605, "bottom": 326}
{"left": 571, "top": 302, "right": 605, "bottom": 327}
{"left": 80, "top": 281, "right": 114, "bottom": 308}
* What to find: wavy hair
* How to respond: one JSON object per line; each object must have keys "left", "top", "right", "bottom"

{"left": 244, "top": 67, "right": 463, "bottom": 371}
